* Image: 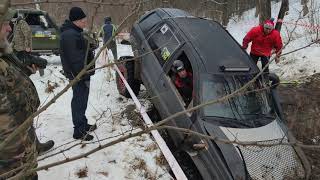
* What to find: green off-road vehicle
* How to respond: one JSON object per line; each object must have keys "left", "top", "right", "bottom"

{"left": 10, "top": 8, "right": 60, "bottom": 55}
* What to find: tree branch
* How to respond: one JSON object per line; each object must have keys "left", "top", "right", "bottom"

{"left": 0, "top": 1, "right": 142, "bottom": 151}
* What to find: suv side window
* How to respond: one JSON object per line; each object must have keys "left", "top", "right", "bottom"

{"left": 139, "top": 12, "right": 162, "bottom": 34}
{"left": 147, "top": 23, "right": 180, "bottom": 66}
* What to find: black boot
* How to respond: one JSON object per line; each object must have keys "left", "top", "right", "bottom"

{"left": 85, "top": 124, "right": 97, "bottom": 132}
{"left": 37, "top": 140, "right": 55, "bottom": 154}
{"left": 73, "top": 129, "right": 94, "bottom": 141}
{"left": 29, "top": 126, "right": 55, "bottom": 154}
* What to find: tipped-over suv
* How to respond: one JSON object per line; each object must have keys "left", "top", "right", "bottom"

{"left": 116, "top": 8, "right": 310, "bottom": 180}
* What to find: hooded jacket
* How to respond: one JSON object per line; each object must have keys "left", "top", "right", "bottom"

{"left": 102, "top": 18, "right": 116, "bottom": 44}
{"left": 60, "top": 20, "right": 92, "bottom": 80}
{"left": 242, "top": 25, "right": 283, "bottom": 57}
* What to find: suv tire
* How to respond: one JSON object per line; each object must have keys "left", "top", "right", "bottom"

{"left": 173, "top": 151, "right": 203, "bottom": 180}
{"left": 116, "top": 56, "right": 140, "bottom": 98}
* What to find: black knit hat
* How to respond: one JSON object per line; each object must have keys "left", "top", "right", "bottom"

{"left": 69, "top": 7, "right": 86, "bottom": 22}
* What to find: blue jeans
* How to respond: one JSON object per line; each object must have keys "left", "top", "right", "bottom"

{"left": 71, "top": 79, "right": 90, "bottom": 132}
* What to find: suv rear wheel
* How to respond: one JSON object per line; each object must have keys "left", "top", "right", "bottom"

{"left": 115, "top": 56, "right": 140, "bottom": 98}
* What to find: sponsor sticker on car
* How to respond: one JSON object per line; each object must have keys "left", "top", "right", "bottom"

{"left": 34, "top": 31, "right": 54, "bottom": 38}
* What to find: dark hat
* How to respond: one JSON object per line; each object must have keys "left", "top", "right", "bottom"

{"left": 69, "top": 7, "right": 86, "bottom": 22}
{"left": 104, "top": 16, "right": 111, "bottom": 22}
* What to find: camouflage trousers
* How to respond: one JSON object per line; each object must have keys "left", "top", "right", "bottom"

{"left": 0, "top": 128, "right": 38, "bottom": 180}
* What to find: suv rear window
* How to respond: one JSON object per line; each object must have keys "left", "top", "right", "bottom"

{"left": 147, "top": 24, "right": 180, "bottom": 66}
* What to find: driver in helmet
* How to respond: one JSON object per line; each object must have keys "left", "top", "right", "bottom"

{"left": 172, "top": 60, "right": 193, "bottom": 105}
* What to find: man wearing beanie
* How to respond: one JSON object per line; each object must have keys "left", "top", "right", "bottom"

{"left": 242, "top": 18, "right": 283, "bottom": 73}
{"left": 60, "top": 7, "right": 97, "bottom": 141}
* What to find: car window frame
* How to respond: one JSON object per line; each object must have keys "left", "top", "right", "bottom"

{"left": 147, "top": 21, "right": 182, "bottom": 67}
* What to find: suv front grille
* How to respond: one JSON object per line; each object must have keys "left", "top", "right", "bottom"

{"left": 238, "top": 139, "right": 305, "bottom": 180}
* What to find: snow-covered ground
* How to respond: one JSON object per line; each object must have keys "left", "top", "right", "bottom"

{"left": 227, "top": 0, "right": 320, "bottom": 80}
{"left": 32, "top": 50, "right": 172, "bottom": 179}
{"left": 31, "top": 0, "right": 319, "bottom": 179}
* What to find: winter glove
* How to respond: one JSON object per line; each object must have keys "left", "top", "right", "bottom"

{"left": 241, "top": 45, "right": 247, "bottom": 50}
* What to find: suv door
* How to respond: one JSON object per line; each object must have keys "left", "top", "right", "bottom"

{"left": 156, "top": 45, "right": 197, "bottom": 146}
{"left": 140, "top": 22, "right": 181, "bottom": 112}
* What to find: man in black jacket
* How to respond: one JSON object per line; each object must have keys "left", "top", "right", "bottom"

{"left": 60, "top": 7, "right": 96, "bottom": 141}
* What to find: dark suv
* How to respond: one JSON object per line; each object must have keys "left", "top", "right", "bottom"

{"left": 10, "top": 8, "right": 60, "bottom": 55}
{"left": 116, "top": 8, "right": 310, "bottom": 180}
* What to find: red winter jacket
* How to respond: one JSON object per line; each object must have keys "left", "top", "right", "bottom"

{"left": 242, "top": 25, "right": 283, "bottom": 57}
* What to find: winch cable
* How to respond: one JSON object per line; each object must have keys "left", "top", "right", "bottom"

{"left": 113, "top": 64, "right": 188, "bottom": 180}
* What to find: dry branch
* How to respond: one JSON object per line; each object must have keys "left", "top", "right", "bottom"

{"left": 0, "top": 1, "right": 142, "bottom": 152}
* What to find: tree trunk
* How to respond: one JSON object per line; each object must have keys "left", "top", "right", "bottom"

{"left": 301, "top": 0, "right": 309, "bottom": 16}
{"left": 221, "top": 0, "right": 229, "bottom": 26}
{"left": 275, "top": 0, "right": 289, "bottom": 32}
{"left": 255, "top": 0, "right": 260, "bottom": 17}
{"left": 258, "top": 0, "right": 271, "bottom": 24}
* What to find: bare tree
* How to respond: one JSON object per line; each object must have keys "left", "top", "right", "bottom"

{"left": 275, "top": 0, "right": 289, "bottom": 32}
{"left": 301, "top": 0, "right": 309, "bottom": 16}
{"left": 257, "top": 0, "right": 271, "bottom": 24}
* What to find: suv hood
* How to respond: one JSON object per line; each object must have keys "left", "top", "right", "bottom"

{"left": 219, "top": 120, "right": 284, "bottom": 141}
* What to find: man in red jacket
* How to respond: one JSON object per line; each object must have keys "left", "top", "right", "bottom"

{"left": 242, "top": 19, "right": 283, "bottom": 73}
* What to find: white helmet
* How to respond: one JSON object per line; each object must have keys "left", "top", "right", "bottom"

{"left": 173, "top": 60, "right": 184, "bottom": 72}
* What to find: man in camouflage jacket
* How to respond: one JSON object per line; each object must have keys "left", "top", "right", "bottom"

{"left": 12, "top": 15, "right": 47, "bottom": 76}
{"left": 12, "top": 16, "right": 32, "bottom": 53}
{"left": 0, "top": 9, "right": 41, "bottom": 180}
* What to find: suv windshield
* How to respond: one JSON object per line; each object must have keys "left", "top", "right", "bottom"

{"left": 201, "top": 75, "right": 275, "bottom": 128}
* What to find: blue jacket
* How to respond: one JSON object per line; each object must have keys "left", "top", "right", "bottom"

{"left": 102, "top": 19, "right": 115, "bottom": 44}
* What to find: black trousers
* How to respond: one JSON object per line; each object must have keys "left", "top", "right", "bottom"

{"left": 250, "top": 54, "right": 270, "bottom": 73}
{"left": 71, "top": 79, "right": 90, "bottom": 133}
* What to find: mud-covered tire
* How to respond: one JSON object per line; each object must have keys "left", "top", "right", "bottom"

{"left": 173, "top": 151, "right": 203, "bottom": 180}
{"left": 116, "top": 63, "right": 129, "bottom": 97}
{"left": 147, "top": 106, "right": 202, "bottom": 179}
{"left": 115, "top": 56, "right": 140, "bottom": 98}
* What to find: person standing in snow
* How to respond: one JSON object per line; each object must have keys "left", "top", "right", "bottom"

{"left": 60, "top": 7, "right": 96, "bottom": 141}
{"left": 242, "top": 18, "right": 283, "bottom": 73}
{"left": 12, "top": 16, "right": 47, "bottom": 76}
{"left": 99, "top": 16, "right": 117, "bottom": 59}
{"left": 0, "top": 8, "right": 53, "bottom": 179}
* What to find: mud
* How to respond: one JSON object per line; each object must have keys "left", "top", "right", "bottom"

{"left": 121, "top": 104, "right": 145, "bottom": 129}
{"left": 279, "top": 73, "right": 320, "bottom": 179}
